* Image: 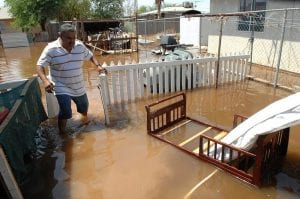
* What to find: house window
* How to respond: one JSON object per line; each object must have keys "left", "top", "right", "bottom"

{"left": 238, "top": 0, "right": 266, "bottom": 32}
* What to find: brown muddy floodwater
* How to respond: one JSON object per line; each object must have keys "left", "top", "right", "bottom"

{"left": 0, "top": 43, "right": 300, "bottom": 199}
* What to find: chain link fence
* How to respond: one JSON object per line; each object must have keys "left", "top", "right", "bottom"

{"left": 134, "top": 8, "right": 300, "bottom": 90}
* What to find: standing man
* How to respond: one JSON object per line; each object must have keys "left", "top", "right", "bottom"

{"left": 37, "top": 23, "right": 105, "bottom": 134}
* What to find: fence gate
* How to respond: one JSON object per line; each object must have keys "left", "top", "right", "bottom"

{"left": 98, "top": 54, "right": 249, "bottom": 124}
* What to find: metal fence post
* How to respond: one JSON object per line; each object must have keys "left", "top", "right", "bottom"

{"left": 215, "top": 16, "right": 224, "bottom": 89}
{"left": 144, "top": 19, "right": 148, "bottom": 59}
{"left": 164, "top": 17, "right": 166, "bottom": 34}
{"left": 249, "top": 17, "right": 255, "bottom": 74}
{"left": 274, "top": 9, "right": 287, "bottom": 87}
{"left": 199, "top": 17, "right": 202, "bottom": 54}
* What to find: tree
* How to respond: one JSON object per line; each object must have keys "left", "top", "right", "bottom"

{"left": 123, "top": 0, "right": 135, "bottom": 16}
{"left": 138, "top": 5, "right": 148, "bottom": 14}
{"left": 4, "top": 0, "right": 92, "bottom": 31}
{"left": 91, "top": 0, "right": 124, "bottom": 19}
{"left": 137, "top": 3, "right": 178, "bottom": 15}
{"left": 137, "top": 5, "right": 157, "bottom": 14}
{"left": 5, "top": 0, "right": 65, "bottom": 31}
{"left": 59, "top": 0, "right": 92, "bottom": 21}
{"left": 155, "top": 0, "right": 164, "bottom": 19}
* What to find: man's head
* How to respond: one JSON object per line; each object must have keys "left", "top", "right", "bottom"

{"left": 59, "top": 23, "right": 76, "bottom": 52}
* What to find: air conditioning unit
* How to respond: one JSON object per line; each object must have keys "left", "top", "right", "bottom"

{"left": 182, "top": 1, "right": 193, "bottom": 8}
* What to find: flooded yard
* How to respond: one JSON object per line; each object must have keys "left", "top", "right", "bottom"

{"left": 0, "top": 43, "right": 300, "bottom": 199}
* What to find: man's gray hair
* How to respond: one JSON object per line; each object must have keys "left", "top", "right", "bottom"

{"left": 60, "top": 23, "right": 75, "bottom": 32}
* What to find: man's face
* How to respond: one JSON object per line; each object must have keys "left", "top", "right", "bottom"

{"left": 60, "top": 31, "right": 76, "bottom": 51}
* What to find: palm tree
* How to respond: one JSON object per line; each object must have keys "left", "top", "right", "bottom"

{"left": 155, "top": 0, "right": 164, "bottom": 19}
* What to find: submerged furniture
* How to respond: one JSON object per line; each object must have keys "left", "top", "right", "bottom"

{"left": 145, "top": 92, "right": 289, "bottom": 187}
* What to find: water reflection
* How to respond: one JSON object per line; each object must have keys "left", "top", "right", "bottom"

{"left": 0, "top": 44, "right": 300, "bottom": 198}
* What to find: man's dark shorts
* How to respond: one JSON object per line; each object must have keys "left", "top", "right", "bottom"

{"left": 56, "top": 94, "right": 89, "bottom": 119}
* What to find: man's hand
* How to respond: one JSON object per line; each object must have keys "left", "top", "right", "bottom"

{"left": 36, "top": 65, "right": 54, "bottom": 93}
{"left": 44, "top": 81, "right": 54, "bottom": 93}
{"left": 97, "top": 65, "right": 107, "bottom": 74}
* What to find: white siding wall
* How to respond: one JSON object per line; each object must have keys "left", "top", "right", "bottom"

{"left": 208, "top": 35, "right": 300, "bottom": 73}
{"left": 180, "top": 17, "right": 201, "bottom": 47}
{"left": 204, "top": 0, "right": 300, "bottom": 73}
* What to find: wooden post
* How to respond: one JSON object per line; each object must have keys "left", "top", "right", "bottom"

{"left": 0, "top": 146, "right": 23, "bottom": 199}
{"left": 98, "top": 73, "right": 110, "bottom": 125}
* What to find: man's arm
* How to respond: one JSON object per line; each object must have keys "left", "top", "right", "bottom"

{"left": 36, "top": 65, "right": 54, "bottom": 93}
{"left": 90, "top": 56, "right": 106, "bottom": 74}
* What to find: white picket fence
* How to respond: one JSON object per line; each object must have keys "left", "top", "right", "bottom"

{"left": 98, "top": 54, "right": 249, "bottom": 123}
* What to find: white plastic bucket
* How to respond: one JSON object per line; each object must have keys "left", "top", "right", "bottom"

{"left": 45, "top": 92, "right": 59, "bottom": 118}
